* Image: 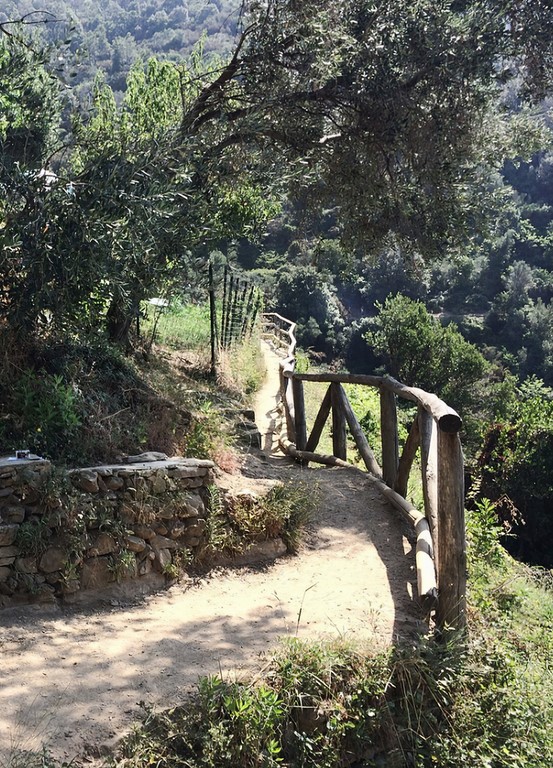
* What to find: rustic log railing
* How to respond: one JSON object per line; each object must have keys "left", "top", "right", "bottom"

{"left": 262, "top": 312, "right": 466, "bottom": 631}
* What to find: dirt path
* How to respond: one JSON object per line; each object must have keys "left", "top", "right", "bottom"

{"left": 0, "top": 344, "right": 424, "bottom": 765}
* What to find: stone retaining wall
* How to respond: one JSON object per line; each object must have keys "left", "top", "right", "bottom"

{"left": 0, "top": 455, "right": 214, "bottom": 608}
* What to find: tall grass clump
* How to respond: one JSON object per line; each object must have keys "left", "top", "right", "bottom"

{"left": 217, "top": 335, "right": 267, "bottom": 398}
{"left": 204, "top": 481, "right": 317, "bottom": 560}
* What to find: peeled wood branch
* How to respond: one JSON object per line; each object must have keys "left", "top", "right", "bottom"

{"left": 294, "top": 371, "right": 461, "bottom": 432}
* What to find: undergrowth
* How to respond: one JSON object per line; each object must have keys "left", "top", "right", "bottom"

{"left": 0, "top": 298, "right": 262, "bottom": 466}
{"left": 204, "top": 481, "right": 318, "bottom": 559}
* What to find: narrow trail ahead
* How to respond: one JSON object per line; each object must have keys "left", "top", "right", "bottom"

{"left": 0, "top": 344, "right": 423, "bottom": 765}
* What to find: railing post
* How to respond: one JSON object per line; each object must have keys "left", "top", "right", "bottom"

{"left": 305, "top": 385, "right": 332, "bottom": 453}
{"left": 395, "top": 417, "right": 420, "bottom": 498}
{"left": 292, "top": 376, "right": 307, "bottom": 451}
{"left": 436, "top": 430, "right": 466, "bottom": 631}
{"left": 419, "top": 407, "right": 439, "bottom": 565}
{"left": 331, "top": 382, "right": 347, "bottom": 460}
{"left": 380, "top": 388, "right": 399, "bottom": 489}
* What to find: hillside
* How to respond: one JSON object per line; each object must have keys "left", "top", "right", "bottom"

{"left": 0, "top": 0, "right": 241, "bottom": 95}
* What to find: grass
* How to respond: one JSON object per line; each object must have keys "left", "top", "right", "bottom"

{"left": 203, "top": 480, "right": 318, "bottom": 561}
{"left": 142, "top": 300, "right": 213, "bottom": 352}
{"left": 6, "top": 316, "right": 552, "bottom": 767}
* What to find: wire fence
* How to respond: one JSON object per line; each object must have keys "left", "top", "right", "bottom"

{"left": 209, "top": 262, "right": 263, "bottom": 371}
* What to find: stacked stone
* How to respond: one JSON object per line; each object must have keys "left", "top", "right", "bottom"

{"left": 0, "top": 456, "right": 214, "bottom": 608}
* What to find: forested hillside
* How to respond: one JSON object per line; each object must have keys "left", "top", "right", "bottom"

{"left": 2, "top": 3, "right": 553, "bottom": 766}
{"left": 0, "top": 0, "right": 240, "bottom": 95}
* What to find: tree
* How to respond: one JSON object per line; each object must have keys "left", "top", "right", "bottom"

{"left": 273, "top": 265, "right": 344, "bottom": 353}
{"left": 365, "top": 294, "right": 489, "bottom": 413}
{"left": 232, "top": 0, "right": 553, "bottom": 256}
{"left": 0, "top": 37, "right": 279, "bottom": 348}
{"left": 479, "top": 376, "right": 553, "bottom": 566}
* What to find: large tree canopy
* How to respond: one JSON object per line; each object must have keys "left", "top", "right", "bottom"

{"left": 229, "top": 0, "right": 553, "bottom": 255}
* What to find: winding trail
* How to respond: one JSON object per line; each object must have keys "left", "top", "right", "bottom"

{"left": 0, "top": 344, "right": 423, "bottom": 765}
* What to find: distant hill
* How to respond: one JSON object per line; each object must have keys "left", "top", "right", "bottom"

{"left": 0, "top": 1, "right": 241, "bottom": 96}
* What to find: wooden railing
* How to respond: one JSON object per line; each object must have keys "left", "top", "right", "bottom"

{"left": 262, "top": 312, "right": 466, "bottom": 631}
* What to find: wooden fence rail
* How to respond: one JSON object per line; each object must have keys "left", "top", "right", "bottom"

{"left": 262, "top": 312, "right": 466, "bottom": 631}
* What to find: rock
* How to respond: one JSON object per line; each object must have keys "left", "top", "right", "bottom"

{"left": 183, "top": 519, "right": 207, "bottom": 537}
{"left": 179, "top": 503, "right": 200, "bottom": 519}
{"left": 125, "top": 452, "right": 168, "bottom": 463}
{"left": 154, "top": 548, "right": 172, "bottom": 571}
{"left": 15, "top": 556, "right": 37, "bottom": 574}
{"left": 87, "top": 532, "right": 117, "bottom": 557}
{"left": 158, "top": 506, "right": 176, "bottom": 520}
{"left": 103, "top": 476, "right": 124, "bottom": 492}
{"left": 0, "top": 524, "right": 19, "bottom": 546}
{"left": 3, "top": 506, "right": 25, "bottom": 524}
{"left": 138, "top": 557, "right": 153, "bottom": 576}
{"left": 18, "top": 487, "right": 40, "bottom": 504}
{"left": 235, "top": 423, "right": 262, "bottom": 448}
{"left": 151, "top": 534, "right": 178, "bottom": 551}
{"left": 72, "top": 470, "right": 99, "bottom": 493}
{"left": 36, "top": 585, "right": 56, "bottom": 603}
{"left": 186, "top": 478, "right": 205, "bottom": 488}
{"left": 153, "top": 523, "right": 168, "bottom": 536}
{"left": 0, "top": 566, "right": 11, "bottom": 582}
{"left": 39, "top": 546, "right": 66, "bottom": 573}
{"left": 133, "top": 524, "right": 155, "bottom": 540}
{"left": 169, "top": 520, "right": 186, "bottom": 539}
{"left": 0, "top": 546, "right": 18, "bottom": 567}
{"left": 151, "top": 476, "right": 167, "bottom": 494}
{"left": 167, "top": 467, "right": 204, "bottom": 479}
{"left": 60, "top": 579, "right": 80, "bottom": 595}
{"left": 182, "top": 493, "right": 205, "bottom": 516}
{"left": 236, "top": 538, "right": 288, "bottom": 564}
{"left": 125, "top": 535, "right": 147, "bottom": 553}
{"left": 80, "top": 557, "right": 114, "bottom": 590}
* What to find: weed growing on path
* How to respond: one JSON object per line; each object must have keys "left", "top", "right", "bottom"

{"left": 204, "top": 481, "right": 318, "bottom": 559}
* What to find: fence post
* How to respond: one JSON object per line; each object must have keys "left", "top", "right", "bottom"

{"left": 380, "top": 388, "right": 399, "bottom": 489}
{"left": 419, "top": 407, "right": 439, "bottom": 565}
{"left": 292, "top": 376, "right": 307, "bottom": 451}
{"left": 208, "top": 262, "right": 218, "bottom": 374}
{"left": 395, "top": 417, "right": 420, "bottom": 498}
{"left": 436, "top": 430, "right": 466, "bottom": 630}
{"left": 331, "top": 382, "right": 347, "bottom": 460}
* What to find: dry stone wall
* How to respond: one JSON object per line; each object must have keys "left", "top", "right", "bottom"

{"left": 0, "top": 455, "right": 214, "bottom": 609}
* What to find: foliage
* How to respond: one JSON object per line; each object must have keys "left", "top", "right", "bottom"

{"left": 205, "top": 481, "right": 317, "bottom": 558}
{"left": 1, "top": 0, "right": 241, "bottom": 99}
{"left": 273, "top": 266, "right": 344, "bottom": 354}
{"left": 466, "top": 496, "right": 506, "bottom": 570}
{"left": 184, "top": 401, "right": 225, "bottom": 460}
{"left": 9, "top": 370, "right": 82, "bottom": 456}
{"left": 142, "top": 300, "right": 212, "bottom": 351}
{"left": 482, "top": 379, "right": 553, "bottom": 499}
{"left": 14, "top": 517, "right": 51, "bottom": 557}
{"left": 365, "top": 294, "right": 489, "bottom": 414}
{"left": 237, "top": 0, "right": 553, "bottom": 257}
{"left": 478, "top": 377, "right": 553, "bottom": 565}
{"left": 221, "top": 336, "right": 267, "bottom": 397}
